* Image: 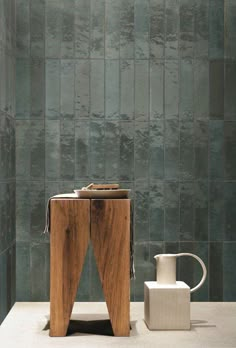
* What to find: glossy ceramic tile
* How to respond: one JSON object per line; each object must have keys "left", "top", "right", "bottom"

{"left": 209, "top": 242, "right": 223, "bottom": 301}
{"left": 209, "top": 0, "right": 224, "bottom": 59}
{"left": 105, "top": 0, "right": 120, "bottom": 59}
{"left": 134, "top": 0, "right": 149, "bottom": 59}
{"left": 30, "top": 0, "right": 45, "bottom": 57}
{"left": 45, "top": 0, "right": 62, "bottom": 58}
{"left": 90, "top": 0, "right": 105, "bottom": 59}
{"left": 120, "top": 0, "right": 134, "bottom": 59}
{"left": 61, "top": 0, "right": 74, "bottom": 58}
{"left": 13, "top": 0, "right": 236, "bottom": 304}
{"left": 209, "top": 60, "right": 224, "bottom": 119}
{"left": 150, "top": 0, "right": 164, "bottom": 59}
{"left": 209, "top": 182, "right": 224, "bottom": 241}
{"left": 223, "top": 242, "right": 236, "bottom": 300}
{"left": 74, "top": 0, "right": 90, "bottom": 58}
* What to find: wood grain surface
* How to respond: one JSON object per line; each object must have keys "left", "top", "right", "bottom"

{"left": 50, "top": 198, "right": 130, "bottom": 337}
{"left": 50, "top": 199, "right": 90, "bottom": 336}
{"left": 91, "top": 199, "right": 130, "bottom": 336}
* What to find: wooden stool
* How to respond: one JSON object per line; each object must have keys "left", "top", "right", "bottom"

{"left": 49, "top": 198, "right": 130, "bottom": 337}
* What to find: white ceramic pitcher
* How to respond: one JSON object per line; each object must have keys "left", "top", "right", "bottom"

{"left": 154, "top": 253, "right": 207, "bottom": 293}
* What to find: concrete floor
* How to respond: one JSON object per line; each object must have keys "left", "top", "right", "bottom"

{"left": 0, "top": 302, "right": 236, "bottom": 348}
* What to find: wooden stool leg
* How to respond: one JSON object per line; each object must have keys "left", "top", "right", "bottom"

{"left": 91, "top": 199, "right": 130, "bottom": 336}
{"left": 50, "top": 199, "right": 90, "bottom": 337}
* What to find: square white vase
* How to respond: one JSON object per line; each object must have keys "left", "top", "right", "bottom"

{"left": 144, "top": 281, "right": 190, "bottom": 330}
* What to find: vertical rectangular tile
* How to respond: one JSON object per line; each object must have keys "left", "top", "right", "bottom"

{"left": 150, "top": 0, "right": 164, "bottom": 59}
{"left": 45, "top": 120, "right": 60, "bottom": 180}
{"left": 225, "top": 60, "right": 236, "bottom": 120}
{"left": 194, "top": 0, "right": 208, "bottom": 58}
{"left": 135, "top": 181, "right": 149, "bottom": 241}
{"left": 209, "top": 0, "right": 224, "bottom": 59}
{"left": 209, "top": 120, "right": 224, "bottom": 179}
{"left": 165, "top": 120, "right": 179, "bottom": 180}
{"left": 45, "top": 182, "right": 60, "bottom": 202}
{"left": 209, "top": 242, "right": 223, "bottom": 301}
{"left": 178, "top": 242, "right": 194, "bottom": 287}
{"left": 135, "top": 122, "right": 149, "bottom": 180}
{"left": 180, "top": 182, "right": 194, "bottom": 241}
{"left": 30, "top": 58, "right": 44, "bottom": 118}
{"left": 149, "top": 180, "right": 164, "bottom": 241}
{"left": 224, "top": 183, "right": 236, "bottom": 241}
{"left": 75, "top": 120, "right": 90, "bottom": 180}
{"left": 90, "top": 0, "right": 105, "bottom": 58}
{"left": 30, "top": 181, "right": 45, "bottom": 240}
{"left": 105, "top": 121, "right": 120, "bottom": 180}
{"left": 105, "top": 59, "right": 119, "bottom": 119}
{"left": 135, "top": 0, "right": 149, "bottom": 59}
{"left": 30, "top": 0, "right": 45, "bottom": 57}
{"left": 15, "top": 120, "right": 30, "bottom": 179}
{"left": 224, "top": 122, "right": 236, "bottom": 179}
{"left": 45, "top": 59, "right": 60, "bottom": 119}
{"left": 61, "top": 0, "right": 74, "bottom": 58}
{"left": 134, "top": 242, "right": 154, "bottom": 300}
{"left": 192, "top": 242, "right": 209, "bottom": 301}
{"left": 164, "top": 181, "right": 179, "bottom": 241}
{"left": 179, "top": 0, "right": 194, "bottom": 58}
{"left": 90, "top": 120, "right": 105, "bottom": 180}
{"left": 0, "top": 252, "right": 7, "bottom": 323}
{"left": 45, "top": 0, "right": 62, "bottom": 58}
{"left": 9, "top": 245, "right": 16, "bottom": 307}
{"left": 225, "top": 0, "right": 236, "bottom": 59}
{"left": 30, "top": 243, "right": 48, "bottom": 300}
{"left": 60, "top": 133, "right": 75, "bottom": 180}
{"left": 150, "top": 59, "right": 164, "bottom": 120}
{"left": 60, "top": 59, "right": 74, "bottom": 117}
{"left": 193, "top": 59, "right": 209, "bottom": 120}
{"left": 16, "top": 0, "right": 30, "bottom": 57}
{"left": 165, "top": 0, "right": 179, "bottom": 59}
{"left": 0, "top": 50, "right": 5, "bottom": 112}
{"left": 194, "top": 121, "right": 208, "bottom": 179}
{"left": 30, "top": 120, "right": 45, "bottom": 179}
{"left": 135, "top": 60, "right": 149, "bottom": 121}
{"left": 120, "top": 60, "right": 134, "bottom": 120}
{"left": 194, "top": 181, "right": 208, "bottom": 241}
{"left": 165, "top": 60, "right": 179, "bottom": 120}
{"left": 16, "top": 242, "right": 31, "bottom": 301}
{"left": 75, "top": 0, "right": 90, "bottom": 58}
{"left": 75, "top": 59, "right": 89, "bottom": 119}
{"left": 149, "top": 241, "right": 164, "bottom": 273}
{"left": 209, "top": 182, "right": 224, "bottom": 241}
{"left": 90, "top": 59, "right": 104, "bottom": 118}
{"left": 149, "top": 120, "right": 164, "bottom": 179}
{"left": 209, "top": 60, "right": 224, "bottom": 119}
{"left": 223, "top": 242, "right": 236, "bottom": 300}
{"left": 105, "top": 0, "right": 120, "bottom": 58}
{"left": 120, "top": 0, "right": 134, "bottom": 59}
{"left": 16, "top": 59, "right": 30, "bottom": 118}
{"left": 180, "top": 121, "right": 194, "bottom": 180}
{"left": 179, "top": 59, "right": 193, "bottom": 120}
{"left": 16, "top": 181, "right": 30, "bottom": 241}
{"left": 120, "top": 121, "right": 134, "bottom": 181}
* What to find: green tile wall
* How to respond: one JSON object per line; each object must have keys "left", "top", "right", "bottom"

{"left": 0, "top": 0, "right": 16, "bottom": 324}
{"left": 15, "top": 0, "right": 236, "bottom": 302}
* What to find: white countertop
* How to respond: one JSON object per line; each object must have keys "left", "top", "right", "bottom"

{"left": 0, "top": 302, "right": 236, "bottom": 348}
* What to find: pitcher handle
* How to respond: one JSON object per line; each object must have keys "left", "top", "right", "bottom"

{"left": 177, "top": 253, "right": 207, "bottom": 293}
